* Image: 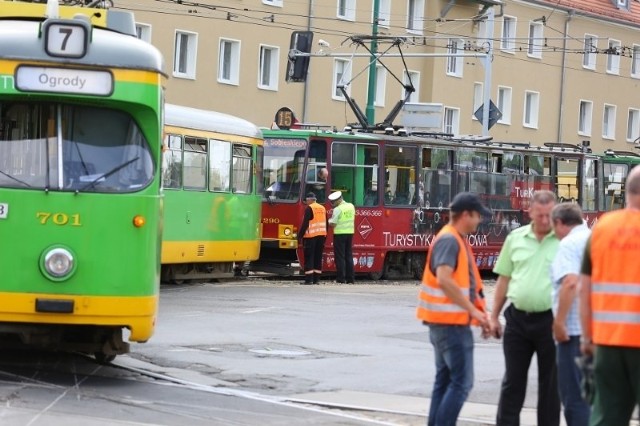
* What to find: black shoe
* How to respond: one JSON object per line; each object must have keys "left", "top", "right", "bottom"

{"left": 346, "top": 281, "right": 355, "bottom": 284}
{"left": 336, "top": 280, "right": 345, "bottom": 284}
{"left": 300, "top": 281, "right": 313, "bottom": 285}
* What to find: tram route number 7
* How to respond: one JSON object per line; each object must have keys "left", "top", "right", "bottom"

{"left": 36, "top": 212, "right": 82, "bottom": 226}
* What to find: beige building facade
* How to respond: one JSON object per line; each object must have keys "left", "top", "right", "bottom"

{"left": 116, "top": 0, "right": 640, "bottom": 154}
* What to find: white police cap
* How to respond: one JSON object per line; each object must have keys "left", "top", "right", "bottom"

{"left": 328, "top": 191, "right": 342, "bottom": 201}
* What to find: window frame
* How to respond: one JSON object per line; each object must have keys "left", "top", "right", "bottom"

{"left": 606, "top": 39, "right": 621, "bottom": 75}
{"left": 173, "top": 30, "right": 198, "bottom": 79}
{"left": 627, "top": 108, "right": 640, "bottom": 143}
{"left": 446, "top": 38, "right": 463, "bottom": 77}
{"left": 523, "top": 90, "right": 540, "bottom": 129}
{"left": 500, "top": 16, "right": 516, "bottom": 53}
{"left": 578, "top": 100, "right": 593, "bottom": 136}
{"left": 602, "top": 104, "right": 617, "bottom": 140}
{"left": 497, "top": 86, "right": 512, "bottom": 125}
{"left": 257, "top": 44, "right": 280, "bottom": 91}
{"left": 332, "top": 58, "right": 352, "bottom": 101}
{"left": 583, "top": 34, "right": 597, "bottom": 70}
{"left": 218, "top": 37, "right": 241, "bottom": 86}
{"left": 527, "top": 21, "right": 543, "bottom": 59}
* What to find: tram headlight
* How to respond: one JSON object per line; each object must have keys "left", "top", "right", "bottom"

{"left": 43, "top": 248, "right": 74, "bottom": 279}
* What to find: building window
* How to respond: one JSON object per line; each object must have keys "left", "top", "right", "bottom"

{"left": 617, "top": 0, "right": 628, "bottom": 9}
{"left": 603, "top": 104, "right": 616, "bottom": 139}
{"left": 627, "top": 109, "right": 640, "bottom": 142}
{"left": 523, "top": 91, "right": 540, "bottom": 128}
{"left": 446, "top": 39, "right": 463, "bottom": 77}
{"left": 472, "top": 82, "right": 483, "bottom": 119}
{"left": 374, "top": 65, "right": 386, "bottom": 107}
{"left": 262, "top": 0, "right": 283, "bottom": 6}
{"left": 258, "top": 45, "right": 279, "bottom": 91}
{"left": 136, "top": 23, "right": 151, "bottom": 43}
{"left": 500, "top": 16, "right": 516, "bottom": 53}
{"left": 527, "top": 22, "right": 543, "bottom": 59}
{"left": 337, "top": 0, "right": 356, "bottom": 21}
{"left": 218, "top": 38, "right": 240, "bottom": 85}
{"left": 376, "top": 0, "right": 391, "bottom": 28}
{"left": 606, "top": 39, "right": 621, "bottom": 75}
{"left": 583, "top": 34, "right": 597, "bottom": 70}
{"left": 632, "top": 45, "right": 640, "bottom": 78}
{"left": 443, "top": 107, "right": 460, "bottom": 136}
{"left": 497, "top": 86, "right": 512, "bottom": 124}
{"left": 578, "top": 100, "right": 593, "bottom": 136}
{"left": 173, "top": 31, "right": 197, "bottom": 79}
{"left": 407, "top": 0, "right": 425, "bottom": 33}
{"left": 476, "top": 17, "right": 489, "bottom": 47}
{"left": 403, "top": 70, "right": 420, "bottom": 103}
{"left": 333, "top": 59, "right": 352, "bottom": 100}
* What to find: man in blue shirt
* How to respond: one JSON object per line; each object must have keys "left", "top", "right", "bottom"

{"left": 550, "top": 202, "right": 591, "bottom": 426}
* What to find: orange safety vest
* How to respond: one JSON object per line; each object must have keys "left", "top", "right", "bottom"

{"left": 590, "top": 210, "right": 640, "bottom": 348}
{"left": 303, "top": 202, "right": 327, "bottom": 238}
{"left": 417, "top": 224, "right": 486, "bottom": 325}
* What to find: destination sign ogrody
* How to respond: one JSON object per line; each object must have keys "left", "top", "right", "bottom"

{"left": 15, "top": 66, "right": 113, "bottom": 96}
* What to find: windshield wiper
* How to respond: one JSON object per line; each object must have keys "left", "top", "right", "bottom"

{"left": 0, "top": 170, "right": 31, "bottom": 187}
{"left": 78, "top": 157, "right": 139, "bottom": 192}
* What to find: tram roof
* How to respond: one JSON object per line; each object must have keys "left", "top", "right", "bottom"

{"left": 165, "top": 104, "right": 263, "bottom": 140}
{"left": 262, "top": 128, "right": 594, "bottom": 157}
{"left": 0, "top": 2, "right": 164, "bottom": 73}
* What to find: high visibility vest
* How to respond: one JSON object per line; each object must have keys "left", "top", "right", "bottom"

{"left": 304, "top": 202, "right": 327, "bottom": 238}
{"left": 333, "top": 202, "right": 355, "bottom": 235}
{"left": 417, "top": 224, "right": 486, "bottom": 325}
{"left": 590, "top": 210, "right": 640, "bottom": 348}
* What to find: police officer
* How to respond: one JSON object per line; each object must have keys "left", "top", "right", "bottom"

{"left": 328, "top": 191, "right": 355, "bottom": 284}
{"left": 298, "top": 192, "right": 327, "bottom": 285}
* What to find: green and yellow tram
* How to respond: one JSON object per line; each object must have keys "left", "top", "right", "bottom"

{"left": 0, "top": 1, "right": 164, "bottom": 361}
{"left": 161, "top": 104, "right": 263, "bottom": 282}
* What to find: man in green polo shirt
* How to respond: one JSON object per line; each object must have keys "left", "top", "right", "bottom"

{"left": 490, "top": 190, "right": 561, "bottom": 426}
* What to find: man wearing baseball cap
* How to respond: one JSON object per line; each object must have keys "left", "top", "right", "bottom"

{"left": 417, "top": 192, "right": 493, "bottom": 426}
{"left": 297, "top": 192, "right": 328, "bottom": 284}
{"left": 328, "top": 191, "right": 355, "bottom": 284}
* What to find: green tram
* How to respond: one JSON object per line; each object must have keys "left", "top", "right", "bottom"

{"left": 0, "top": 1, "right": 164, "bottom": 361}
{"left": 161, "top": 104, "right": 264, "bottom": 282}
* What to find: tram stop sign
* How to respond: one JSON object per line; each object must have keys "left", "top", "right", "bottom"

{"left": 474, "top": 100, "right": 502, "bottom": 129}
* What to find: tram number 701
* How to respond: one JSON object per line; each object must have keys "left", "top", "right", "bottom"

{"left": 36, "top": 212, "right": 81, "bottom": 226}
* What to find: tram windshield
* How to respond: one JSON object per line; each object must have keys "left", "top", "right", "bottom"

{"left": 263, "top": 137, "right": 307, "bottom": 201}
{"left": 0, "top": 102, "right": 154, "bottom": 193}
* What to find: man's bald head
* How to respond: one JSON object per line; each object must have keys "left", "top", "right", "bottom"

{"left": 626, "top": 165, "right": 640, "bottom": 209}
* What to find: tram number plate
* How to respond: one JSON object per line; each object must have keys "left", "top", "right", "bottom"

{"left": 0, "top": 203, "right": 7, "bottom": 219}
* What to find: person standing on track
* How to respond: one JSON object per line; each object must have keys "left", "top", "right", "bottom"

{"left": 417, "top": 192, "right": 493, "bottom": 426}
{"left": 580, "top": 166, "right": 640, "bottom": 426}
{"left": 550, "top": 202, "right": 591, "bottom": 426}
{"left": 298, "top": 192, "right": 328, "bottom": 285}
{"left": 490, "top": 189, "right": 561, "bottom": 426}
{"left": 328, "top": 191, "right": 355, "bottom": 284}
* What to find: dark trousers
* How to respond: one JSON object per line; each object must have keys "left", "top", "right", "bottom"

{"left": 303, "top": 236, "right": 325, "bottom": 283}
{"left": 496, "top": 304, "right": 560, "bottom": 426}
{"left": 333, "top": 234, "right": 354, "bottom": 283}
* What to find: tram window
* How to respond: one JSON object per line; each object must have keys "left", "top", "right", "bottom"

{"left": 162, "top": 134, "right": 183, "bottom": 189}
{"left": 184, "top": 136, "right": 207, "bottom": 190}
{"left": 384, "top": 145, "right": 417, "bottom": 206}
{"left": 232, "top": 144, "right": 252, "bottom": 194}
{"left": 263, "top": 138, "right": 307, "bottom": 202}
{"left": 421, "top": 147, "right": 452, "bottom": 208}
{"left": 331, "top": 143, "right": 378, "bottom": 206}
{"left": 256, "top": 145, "right": 264, "bottom": 195}
{"left": 209, "top": 140, "right": 231, "bottom": 192}
{"left": 524, "top": 154, "right": 550, "bottom": 175}
{"left": 556, "top": 158, "right": 579, "bottom": 202}
{"left": 604, "top": 162, "right": 628, "bottom": 210}
{"left": 582, "top": 158, "right": 597, "bottom": 211}
{"left": 305, "top": 139, "right": 327, "bottom": 202}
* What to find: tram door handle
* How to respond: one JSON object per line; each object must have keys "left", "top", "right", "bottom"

{"left": 186, "top": 211, "right": 191, "bottom": 224}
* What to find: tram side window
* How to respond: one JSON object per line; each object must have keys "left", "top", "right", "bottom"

{"left": 524, "top": 154, "right": 553, "bottom": 194}
{"left": 162, "top": 134, "right": 183, "bottom": 189}
{"left": 232, "top": 144, "right": 252, "bottom": 194}
{"left": 331, "top": 142, "right": 378, "bottom": 207}
{"left": 603, "top": 162, "right": 628, "bottom": 210}
{"left": 556, "top": 158, "right": 579, "bottom": 202}
{"left": 422, "top": 147, "right": 452, "bottom": 208}
{"left": 384, "top": 145, "right": 417, "bottom": 206}
{"left": 456, "top": 149, "right": 488, "bottom": 196}
{"left": 488, "top": 152, "right": 521, "bottom": 210}
{"left": 209, "top": 140, "right": 231, "bottom": 192}
{"left": 184, "top": 136, "right": 207, "bottom": 190}
{"left": 305, "top": 139, "right": 328, "bottom": 202}
{"left": 582, "top": 158, "right": 597, "bottom": 211}
{"left": 256, "top": 145, "right": 264, "bottom": 195}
